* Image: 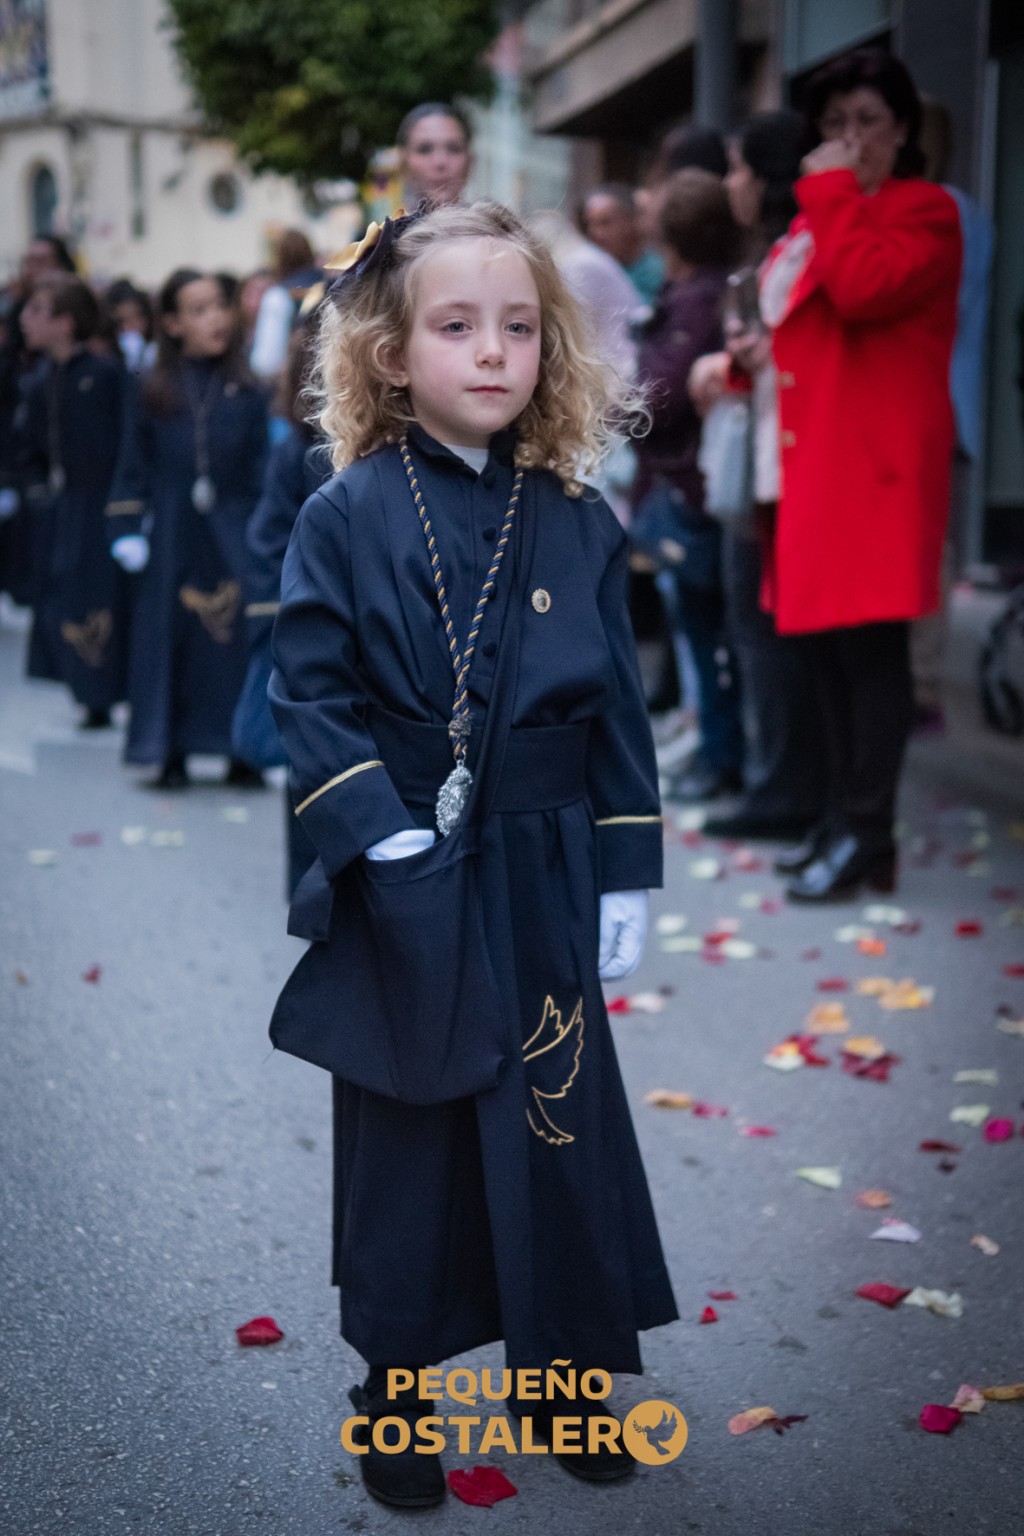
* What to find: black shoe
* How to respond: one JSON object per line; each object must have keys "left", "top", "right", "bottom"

{"left": 224, "top": 759, "right": 266, "bottom": 790}
{"left": 773, "top": 824, "right": 831, "bottom": 875}
{"left": 507, "top": 1396, "right": 635, "bottom": 1483}
{"left": 78, "top": 707, "right": 112, "bottom": 731}
{"left": 785, "top": 833, "right": 897, "bottom": 904}
{"left": 347, "top": 1379, "right": 445, "bottom": 1509}
{"left": 148, "top": 754, "right": 190, "bottom": 791}
{"left": 702, "top": 809, "right": 816, "bottom": 842}
{"left": 665, "top": 761, "right": 743, "bottom": 804}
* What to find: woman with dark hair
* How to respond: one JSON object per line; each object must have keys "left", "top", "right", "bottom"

{"left": 696, "top": 111, "right": 827, "bottom": 841}
{"left": 632, "top": 168, "right": 744, "bottom": 801}
{"left": 761, "top": 49, "right": 961, "bottom": 898}
{"left": 397, "top": 102, "right": 472, "bottom": 207}
{"left": 106, "top": 267, "right": 268, "bottom": 787}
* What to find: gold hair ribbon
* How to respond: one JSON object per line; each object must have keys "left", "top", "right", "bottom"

{"left": 323, "top": 210, "right": 407, "bottom": 275}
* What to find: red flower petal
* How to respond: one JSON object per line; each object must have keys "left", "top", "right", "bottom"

{"left": 817, "top": 978, "right": 849, "bottom": 992}
{"left": 983, "top": 1118, "right": 1015, "bottom": 1143}
{"left": 681, "top": 830, "right": 703, "bottom": 847}
{"left": 1004, "top": 964, "right": 1024, "bottom": 978}
{"left": 692, "top": 1101, "right": 729, "bottom": 1117}
{"left": 605, "top": 996, "right": 630, "bottom": 1014}
{"left": 919, "top": 1140, "right": 961, "bottom": 1153}
{"left": 708, "top": 1290, "right": 737, "bottom": 1300}
{"left": 841, "top": 1050, "right": 900, "bottom": 1082}
{"left": 701, "top": 949, "right": 727, "bottom": 965}
{"left": 703, "top": 931, "right": 730, "bottom": 946}
{"left": 955, "top": 921, "right": 982, "bottom": 937}
{"left": 71, "top": 832, "right": 102, "bottom": 847}
{"left": 760, "top": 898, "right": 783, "bottom": 914}
{"left": 741, "top": 1125, "right": 778, "bottom": 1137}
{"left": 82, "top": 965, "right": 101, "bottom": 984}
{"left": 920, "top": 1405, "right": 962, "bottom": 1435}
{"left": 793, "top": 1034, "right": 830, "bottom": 1067}
{"left": 447, "top": 1467, "right": 517, "bottom": 1507}
{"left": 856, "top": 1283, "right": 911, "bottom": 1308}
{"left": 700, "top": 1306, "right": 718, "bottom": 1324}
{"left": 893, "top": 920, "right": 922, "bottom": 935}
{"left": 235, "top": 1315, "right": 284, "bottom": 1346}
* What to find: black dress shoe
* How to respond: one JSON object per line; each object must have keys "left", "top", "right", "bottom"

{"left": 773, "top": 824, "right": 831, "bottom": 875}
{"left": 665, "top": 761, "right": 743, "bottom": 804}
{"left": 507, "top": 1396, "right": 635, "bottom": 1483}
{"left": 148, "top": 754, "right": 190, "bottom": 791}
{"left": 224, "top": 758, "right": 266, "bottom": 789}
{"left": 785, "top": 833, "right": 897, "bottom": 903}
{"left": 347, "top": 1379, "right": 445, "bottom": 1509}
{"left": 702, "top": 809, "right": 816, "bottom": 842}
{"left": 78, "top": 707, "right": 112, "bottom": 730}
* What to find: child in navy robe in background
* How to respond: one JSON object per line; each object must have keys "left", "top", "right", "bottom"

{"left": 268, "top": 202, "right": 678, "bottom": 1509}
{"left": 16, "top": 274, "right": 130, "bottom": 727}
{"left": 234, "top": 313, "right": 329, "bottom": 894}
{"left": 106, "top": 269, "right": 268, "bottom": 788}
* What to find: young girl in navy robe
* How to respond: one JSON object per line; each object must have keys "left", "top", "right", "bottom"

{"left": 268, "top": 202, "right": 678, "bottom": 1508}
{"left": 106, "top": 269, "right": 268, "bottom": 788}
{"left": 16, "top": 274, "right": 130, "bottom": 727}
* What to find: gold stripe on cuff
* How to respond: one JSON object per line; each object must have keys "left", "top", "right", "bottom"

{"left": 294, "top": 760, "right": 384, "bottom": 816}
{"left": 105, "top": 499, "right": 144, "bottom": 516}
{"left": 595, "top": 815, "right": 664, "bottom": 826}
{"left": 245, "top": 601, "right": 279, "bottom": 616}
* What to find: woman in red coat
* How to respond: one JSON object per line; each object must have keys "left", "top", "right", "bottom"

{"left": 761, "top": 49, "right": 961, "bottom": 901}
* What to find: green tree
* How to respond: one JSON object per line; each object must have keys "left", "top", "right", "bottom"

{"left": 165, "top": 0, "right": 497, "bottom": 183}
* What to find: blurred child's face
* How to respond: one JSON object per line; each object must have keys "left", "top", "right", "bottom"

{"left": 393, "top": 238, "right": 541, "bottom": 450}
{"left": 725, "top": 142, "right": 762, "bottom": 230}
{"left": 163, "top": 277, "right": 233, "bottom": 357}
{"left": 114, "top": 299, "right": 147, "bottom": 336}
{"left": 20, "top": 289, "right": 71, "bottom": 355}
{"left": 402, "top": 114, "right": 471, "bottom": 205}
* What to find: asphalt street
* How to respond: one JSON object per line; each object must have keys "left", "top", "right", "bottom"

{"left": 2, "top": 605, "right": 1023, "bottom": 1536}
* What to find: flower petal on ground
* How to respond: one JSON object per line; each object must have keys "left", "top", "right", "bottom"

{"left": 447, "top": 1467, "right": 517, "bottom": 1507}
{"left": 950, "top": 1104, "right": 991, "bottom": 1126}
{"left": 982, "top": 1117, "right": 1015, "bottom": 1142}
{"left": 628, "top": 992, "right": 667, "bottom": 1014}
{"left": 954, "top": 1069, "right": 999, "bottom": 1084}
{"left": 870, "top": 1220, "right": 921, "bottom": 1242}
{"left": 817, "top": 978, "right": 849, "bottom": 992}
{"left": 656, "top": 914, "right": 688, "bottom": 935}
{"left": 795, "top": 1167, "right": 841, "bottom": 1189}
{"left": 235, "top": 1316, "right": 284, "bottom": 1346}
{"left": 855, "top": 1190, "right": 894, "bottom": 1209}
{"left": 920, "top": 1140, "right": 961, "bottom": 1154}
{"left": 709, "top": 1291, "right": 737, "bottom": 1300}
{"left": 920, "top": 1405, "right": 962, "bottom": 1434}
{"left": 980, "top": 1383, "right": 1024, "bottom": 1401}
{"left": 856, "top": 1283, "right": 911, "bottom": 1308}
{"left": 950, "top": 1385, "right": 985, "bottom": 1414}
{"left": 81, "top": 965, "right": 101, "bottom": 984}
{"left": 805, "top": 1003, "right": 849, "bottom": 1032}
{"left": 970, "top": 1234, "right": 999, "bottom": 1256}
{"left": 692, "top": 1101, "right": 729, "bottom": 1118}
{"left": 71, "top": 832, "right": 102, "bottom": 846}
{"left": 644, "top": 1090, "right": 694, "bottom": 1110}
{"left": 955, "top": 921, "right": 982, "bottom": 937}
{"left": 728, "top": 1406, "right": 778, "bottom": 1435}
{"left": 904, "top": 1288, "right": 964, "bottom": 1318}
{"left": 700, "top": 1306, "right": 718, "bottom": 1324}
{"left": 740, "top": 1125, "right": 778, "bottom": 1138}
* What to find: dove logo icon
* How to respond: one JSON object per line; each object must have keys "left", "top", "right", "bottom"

{"left": 622, "top": 1399, "right": 689, "bottom": 1465}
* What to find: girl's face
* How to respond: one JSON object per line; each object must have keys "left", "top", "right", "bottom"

{"left": 163, "top": 277, "right": 233, "bottom": 357}
{"left": 401, "top": 114, "right": 471, "bottom": 205}
{"left": 20, "top": 289, "right": 66, "bottom": 353}
{"left": 725, "top": 142, "right": 762, "bottom": 229}
{"left": 113, "top": 299, "right": 147, "bottom": 336}
{"left": 392, "top": 237, "right": 541, "bottom": 450}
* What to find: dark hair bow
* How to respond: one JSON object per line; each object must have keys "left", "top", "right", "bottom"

{"left": 323, "top": 204, "right": 426, "bottom": 302}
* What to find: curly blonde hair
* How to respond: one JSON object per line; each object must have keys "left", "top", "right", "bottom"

{"left": 314, "top": 200, "right": 644, "bottom": 495}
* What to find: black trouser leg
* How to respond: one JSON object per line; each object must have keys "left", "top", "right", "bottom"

{"left": 800, "top": 621, "right": 912, "bottom": 841}
{"left": 722, "top": 530, "right": 826, "bottom": 821}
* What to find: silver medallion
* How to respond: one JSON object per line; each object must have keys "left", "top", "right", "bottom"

{"left": 191, "top": 474, "right": 216, "bottom": 513}
{"left": 435, "top": 761, "right": 473, "bottom": 837}
{"left": 49, "top": 465, "right": 66, "bottom": 495}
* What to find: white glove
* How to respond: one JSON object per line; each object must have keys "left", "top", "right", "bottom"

{"left": 365, "top": 828, "right": 437, "bottom": 862}
{"left": 598, "top": 890, "right": 649, "bottom": 980}
{"left": 111, "top": 534, "right": 149, "bottom": 572}
{"left": 0, "top": 488, "right": 19, "bottom": 521}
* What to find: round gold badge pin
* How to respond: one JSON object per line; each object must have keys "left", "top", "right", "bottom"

{"left": 531, "top": 588, "right": 551, "bottom": 614}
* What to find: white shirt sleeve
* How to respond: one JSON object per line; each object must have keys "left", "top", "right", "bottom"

{"left": 249, "top": 285, "right": 295, "bottom": 380}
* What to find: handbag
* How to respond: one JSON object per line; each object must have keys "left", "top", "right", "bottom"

{"left": 630, "top": 479, "right": 722, "bottom": 591}
{"left": 268, "top": 477, "right": 535, "bottom": 1105}
{"left": 698, "top": 392, "right": 754, "bottom": 524}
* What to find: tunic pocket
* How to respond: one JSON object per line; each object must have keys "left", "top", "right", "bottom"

{"left": 270, "top": 828, "right": 508, "bottom": 1104}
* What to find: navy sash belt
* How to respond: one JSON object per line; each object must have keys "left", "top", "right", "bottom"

{"left": 366, "top": 706, "right": 591, "bottom": 813}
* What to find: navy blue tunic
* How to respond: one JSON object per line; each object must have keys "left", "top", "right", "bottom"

{"left": 16, "top": 350, "right": 130, "bottom": 710}
{"left": 270, "top": 426, "right": 678, "bottom": 1372}
{"left": 105, "top": 358, "right": 268, "bottom": 764}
